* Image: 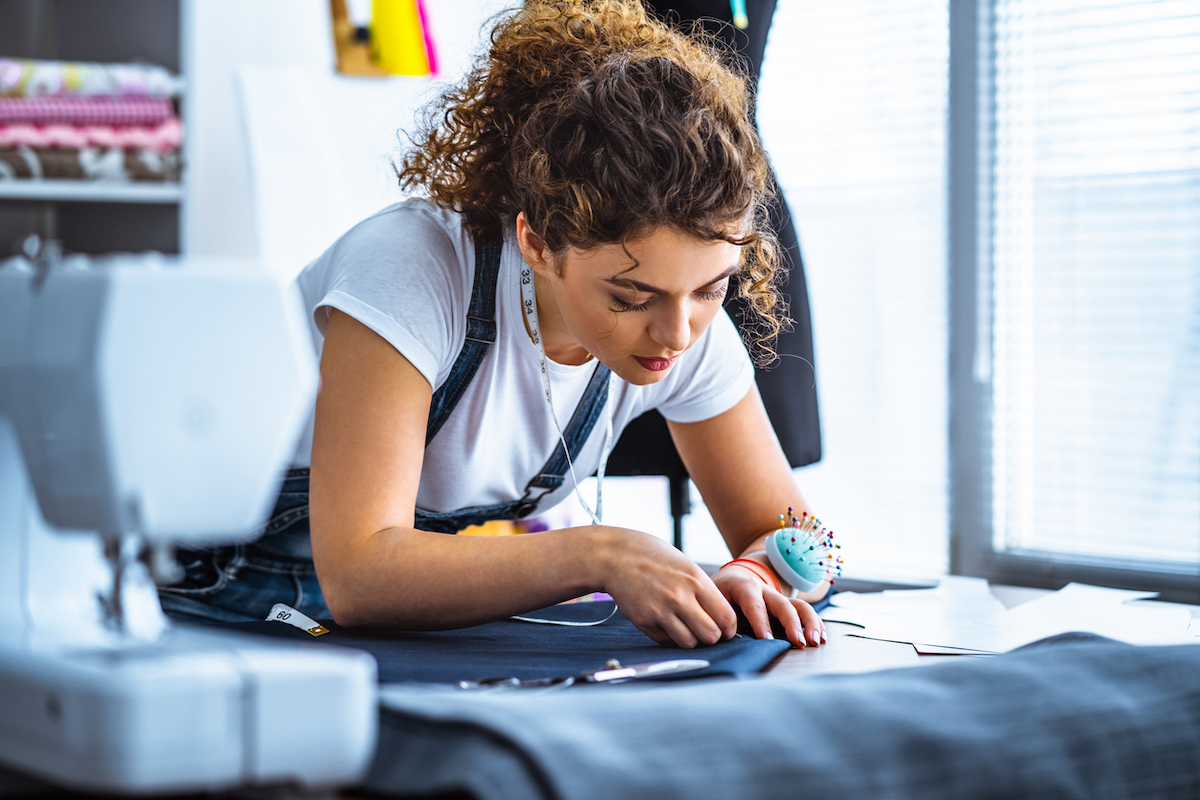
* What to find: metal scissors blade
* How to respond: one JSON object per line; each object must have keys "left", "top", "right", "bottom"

{"left": 581, "top": 658, "right": 710, "bottom": 683}
{"left": 457, "top": 657, "right": 710, "bottom": 691}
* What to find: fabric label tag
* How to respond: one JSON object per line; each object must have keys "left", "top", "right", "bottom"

{"left": 267, "top": 602, "right": 329, "bottom": 636}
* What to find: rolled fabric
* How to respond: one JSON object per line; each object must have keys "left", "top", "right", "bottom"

{"left": 0, "top": 58, "right": 183, "bottom": 98}
{"left": 0, "top": 117, "right": 182, "bottom": 152}
{"left": 0, "top": 144, "right": 181, "bottom": 181}
{"left": 0, "top": 96, "right": 174, "bottom": 126}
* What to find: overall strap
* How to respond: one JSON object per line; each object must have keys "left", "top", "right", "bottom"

{"left": 425, "top": 222, "right": 504, "bottom": 446}
{"left": 512, "top": 361, "right": 612, "bottom": 518}
{"left": 417, "top": 217, "right": 615, "bottom": 525}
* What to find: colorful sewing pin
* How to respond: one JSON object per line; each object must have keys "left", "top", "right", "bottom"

{"left": 730, "top": 0, "right": 749, "bottom": 29}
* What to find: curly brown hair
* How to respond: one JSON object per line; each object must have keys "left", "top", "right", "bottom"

{"left": 398, "top": 0, "right": 788, "bottom": 362}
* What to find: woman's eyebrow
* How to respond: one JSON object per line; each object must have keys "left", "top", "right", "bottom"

{"left": 605, "top": 264, "right": 738, "bottom": 295}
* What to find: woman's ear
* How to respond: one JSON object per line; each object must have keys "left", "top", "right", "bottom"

{"left": 515, "top": 212, "right": 556, "bottom": 278}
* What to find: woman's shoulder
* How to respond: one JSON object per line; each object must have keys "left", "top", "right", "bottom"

{"left": 296, "top": 198, "right": 479, "bottom": 384}
{"left": 337, "top": 197, "right": 470, "bottom": 255}
{"left": 304, "top": 197, "right": 474, "bottom": 299}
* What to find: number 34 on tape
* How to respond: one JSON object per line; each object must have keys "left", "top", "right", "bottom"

{"left": 267, "top": 603, "right": 330, "bottom": 636}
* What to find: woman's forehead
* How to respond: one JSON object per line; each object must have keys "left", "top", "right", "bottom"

{"left": 570, "top": 227, "right": 738, "bottom": 264}
{"left": 562, "top": 229, "right": 740, "bottom": 287}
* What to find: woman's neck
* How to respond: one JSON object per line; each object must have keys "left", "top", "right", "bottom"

{"left": 529, "top": 272, "right": 593, "bottom": 366}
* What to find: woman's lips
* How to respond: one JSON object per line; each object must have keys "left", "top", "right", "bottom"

{"left": 634, "top": 355, "right": 678, "bottom": 372}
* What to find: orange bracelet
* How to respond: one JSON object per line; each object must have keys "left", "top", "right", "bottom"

{"left": 721, "top": 558, "right": 782, "bottom": 593}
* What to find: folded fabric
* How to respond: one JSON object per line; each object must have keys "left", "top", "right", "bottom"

{"left": 365, "top": 633, "right": 1200, "bottom": 800}
{"left": 0, "top": 118, "right": 181, "bottom": 152}
{"left": 224, "top": 601, "right": 793, "bottom": 685}
{"left": 0, "top": 96, "right": 174, "bottom": 126}
{"left": 0, "top": 144, "right": 180, "bottom": 182}
{"left": 0, "top": 58, "right": 182, "bottom": 99}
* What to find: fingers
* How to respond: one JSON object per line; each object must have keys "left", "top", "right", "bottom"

{"left": 791, "top": 597, "right": 827, "bottom": 646}
{"left": 601, "top": 530, "right": 735, "bottom": 649}
{"left": 638, "top": 591, "right": 825, "bottom": 650}
{"left": 637, "top": 623, "right": 676, "bottom": 648}
{"left": 763, "top": 591, "right": 807, "bottom": 648}
{"left": 716, "top": 569, "right": 823, "bottom": 648}
{"left": 697, "top": 581, "right": 739, "bottom": 640}
{"left": 738, "top": 591, "right": 776, "bottom": 641}
{"left": 670, "top": 585, "right": 734, "bottom": 648}
{"left": 714, "top": 568, "right": 776, "bottom": 640}
{"left": 626, "top": 586, "right": 733, "bottom": 649}
{"left": 636, "top": 615, "right": 706, "bottom": 649}
{"left": 756, "top": 592, "right": 825, "bottom": 648}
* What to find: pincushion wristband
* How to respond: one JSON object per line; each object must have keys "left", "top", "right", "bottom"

{"left": 764, "top": 509, "right": 843, "bottom": 594}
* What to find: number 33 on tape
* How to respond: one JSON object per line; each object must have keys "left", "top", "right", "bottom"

{"left": 267, "top": 603, "right": 330, "bottom": 636}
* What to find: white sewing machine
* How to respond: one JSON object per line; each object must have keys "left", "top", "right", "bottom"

{"left": 0, "top": 243, "right": 377, "bottom": 794}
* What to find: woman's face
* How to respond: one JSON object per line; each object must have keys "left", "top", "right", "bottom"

{"left": 521, "top": 218, "right": 741, "bottom": 386}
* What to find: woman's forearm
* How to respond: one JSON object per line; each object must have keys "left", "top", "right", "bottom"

{"left": 315, "top": 524, "right": 617, "bottom": 628}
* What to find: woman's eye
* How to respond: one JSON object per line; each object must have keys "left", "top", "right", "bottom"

{"left": 611, "top": 295, "right": 651, "bottom": 312}
{"left": 696, "top": 281, "right": 729, "bottom": 301}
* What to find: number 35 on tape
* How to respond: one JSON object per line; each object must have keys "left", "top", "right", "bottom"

{"left": 267, "top": 602, "right": 330, "bottom": 636}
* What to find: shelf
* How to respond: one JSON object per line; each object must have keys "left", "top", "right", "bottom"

{"left": 0, "top": 180, "right": 183, "bottom": 204}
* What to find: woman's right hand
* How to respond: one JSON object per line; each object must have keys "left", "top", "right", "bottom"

{"left": 593, "top": 528, "right": 738, "bottom": 649}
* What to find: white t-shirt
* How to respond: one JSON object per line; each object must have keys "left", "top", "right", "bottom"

{"left": 294, "top": 198, "right": 754, "bottom": 516}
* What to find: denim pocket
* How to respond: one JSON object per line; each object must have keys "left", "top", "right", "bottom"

{"left": 160, "top": 542, "right": 327, "bottom": 622}
{"left": 160, "top": 545, "right": 231, "bottom": 596}
{"left": 159, "top": 468, "right": 325, "bottom": 620}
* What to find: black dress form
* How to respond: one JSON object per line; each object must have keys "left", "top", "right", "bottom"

{"left": 605, "top": 0, "right": 821, "bottom": 542}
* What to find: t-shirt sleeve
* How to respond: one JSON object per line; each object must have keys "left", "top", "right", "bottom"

{"left": 653, "top": 308, "right": 756, "bottom": 424}
{"left": 302, "top": 204, "right": 469, "bottom": 390}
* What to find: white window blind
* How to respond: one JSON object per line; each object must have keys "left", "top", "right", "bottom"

{"left": 755, "top": 0, "right": 951, "bottom": 579}
{"left": 988, "top": 0, "right": 1200, "bottom": 568}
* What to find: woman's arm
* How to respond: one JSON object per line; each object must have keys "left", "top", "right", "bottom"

{"left": 667, "top": 385, "right": 829, "bottom": 647}
{"left": 309, "top": 309, "right": 736, "bottom": 647}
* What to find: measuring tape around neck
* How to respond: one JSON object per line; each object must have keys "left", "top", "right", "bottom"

{"left": 519, "top": 262, "right": 615, "bottom": 526}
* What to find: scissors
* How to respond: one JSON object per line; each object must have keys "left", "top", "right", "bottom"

{"left": 456, "top": 657, "right": 710, "bottom": 691}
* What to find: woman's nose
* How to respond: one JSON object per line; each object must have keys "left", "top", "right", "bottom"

{"left": 648, "top": 303, "right": 690, "bottom": 352}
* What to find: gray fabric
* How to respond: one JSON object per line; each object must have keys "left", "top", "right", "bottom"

{"left": 366, "top": 634, "right": 1200, "bottom": 800}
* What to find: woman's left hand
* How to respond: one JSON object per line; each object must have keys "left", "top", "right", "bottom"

{"left": 712, "top": 566, "right": 826, "bottom": 648}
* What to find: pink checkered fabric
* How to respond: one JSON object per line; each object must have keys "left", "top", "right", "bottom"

{"left": 0, "top": 117, "right": 182, "bottom": 152}
{"left": 0, "top": 96, "right": 174, "bottom": 126}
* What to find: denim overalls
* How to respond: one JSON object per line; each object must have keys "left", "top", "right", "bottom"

{"left": 159, "top": 223, "right": 612, "bottom": 624}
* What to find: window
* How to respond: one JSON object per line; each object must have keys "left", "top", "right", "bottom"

{"left": 953, "top": 0, "right": 1200, "bottom": 600}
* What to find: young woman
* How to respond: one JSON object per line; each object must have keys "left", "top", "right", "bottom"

{"left": 160, "top": 0, "right": 830, "bottom": 650}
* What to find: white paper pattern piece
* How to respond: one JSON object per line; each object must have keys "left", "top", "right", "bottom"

{"left": 828, "top": 580, "right": 1196, "bottom": 654}
{"left": 911, "top": 643, "right": 990, "bottom": 656}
